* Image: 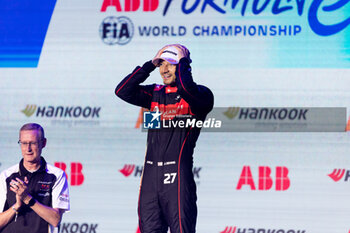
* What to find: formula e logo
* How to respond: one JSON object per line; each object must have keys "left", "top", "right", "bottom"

{"left": 143, "top": 107, "right": 161, "bottom": 129}
{"left": 328, "top": 169, "right": 350, "bottom": 182}
{"left": 99, "top": 16, "right": 134, "bottom": 45}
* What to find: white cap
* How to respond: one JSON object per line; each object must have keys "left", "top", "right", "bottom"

{"left": 153, "top": 46, "right": 180, "bottom": 66}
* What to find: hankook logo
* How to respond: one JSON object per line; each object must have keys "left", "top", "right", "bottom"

{"left": 20, "top": 105, "right": 101, "bottom": 118}
{"left": 22, "top": 105, "right": 37, "bottom": 117}
{"left": 328, "top": 169, "right": 350, "bottom": 182}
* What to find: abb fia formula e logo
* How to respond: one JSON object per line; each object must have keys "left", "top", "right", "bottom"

{"left": 54, "top": 162, "right": 85, "bottom": 186}
{"left": 236, "top": 166, "right": 290, "bottom": 191}
{"left": 328, "top": 169, "right": 350, "bottom": 182}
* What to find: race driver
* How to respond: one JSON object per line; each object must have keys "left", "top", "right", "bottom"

{"left": 115, "top": 44, "right": 214, "bottom": 233}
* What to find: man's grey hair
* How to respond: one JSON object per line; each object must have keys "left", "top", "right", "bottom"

{"left": 19, "top": 123, "right": 45, "bottom": 140}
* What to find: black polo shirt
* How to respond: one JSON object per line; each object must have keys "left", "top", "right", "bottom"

{"left": 0, "top": 157, "right": 70, "bottom": 233}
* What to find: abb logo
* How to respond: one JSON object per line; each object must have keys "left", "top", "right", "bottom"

{"left": 221, "top": 226, "right": 236, "bottom": 233}
{"left": 328, "top": 169, "right": 350, "bottom": 182}
{"left": 54, "top": 162, "right": 85, "bottom": 186}
{"left": 236, "top": 166, "right": 290, "bottom": 191}
{"left": 101, "top": 0, "right": 158, "bottom": 12}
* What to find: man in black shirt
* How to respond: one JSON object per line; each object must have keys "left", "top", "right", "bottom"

{"left": 0, "top": 123, "right": 70, "bottom": 233}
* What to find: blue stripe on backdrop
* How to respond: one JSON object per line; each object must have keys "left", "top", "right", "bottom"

{"left": 0, "top": 0, "right": 57, "bottom": 67}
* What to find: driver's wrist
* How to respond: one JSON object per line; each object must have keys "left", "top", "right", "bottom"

{"left": 22, "top": 194, "right": 32, "bottom": 205}
{"left": 13, "top": 203, "right": 21, "bottom": 210}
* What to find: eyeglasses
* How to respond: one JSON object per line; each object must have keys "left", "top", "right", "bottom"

{"left": 18, "top": 141, "right": 40, "bottom": 147}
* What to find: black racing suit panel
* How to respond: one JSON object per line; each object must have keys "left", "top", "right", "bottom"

{"left": 115, "top": 58, "right": 214, "bottom": 233}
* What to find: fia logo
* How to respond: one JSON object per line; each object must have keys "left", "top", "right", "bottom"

{"left": 143, "top": 106, "right": 161, "bottom": 129}
{"left": 99, "top": 16, "right": 134, "bottom": 45}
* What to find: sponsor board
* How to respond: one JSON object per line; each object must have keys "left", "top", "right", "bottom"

{"left": 217, "top": 107, "right": 346, "bottom": 132}
{"left": 21, "top": 105, "right": 101, "bottom": 127}
{"left": 54, "top": 162, "right": 85, "bottom": 186}
{"left": 220, "top": 226, "right": 306, "bottom": 233}
{"left": 328, "top": 169, "right": 350, "bottom": 182}
{"left": 99, "top": 0, "right": 349, "bottom": 37}
{"left": 236, "top": 166, "right": 290, "bottom": 191}
{"left": 60, "top": 222, "right": 98, "bottom": 233}
{"left": 99, "top": 0, "right": 350, "bottom": 67}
